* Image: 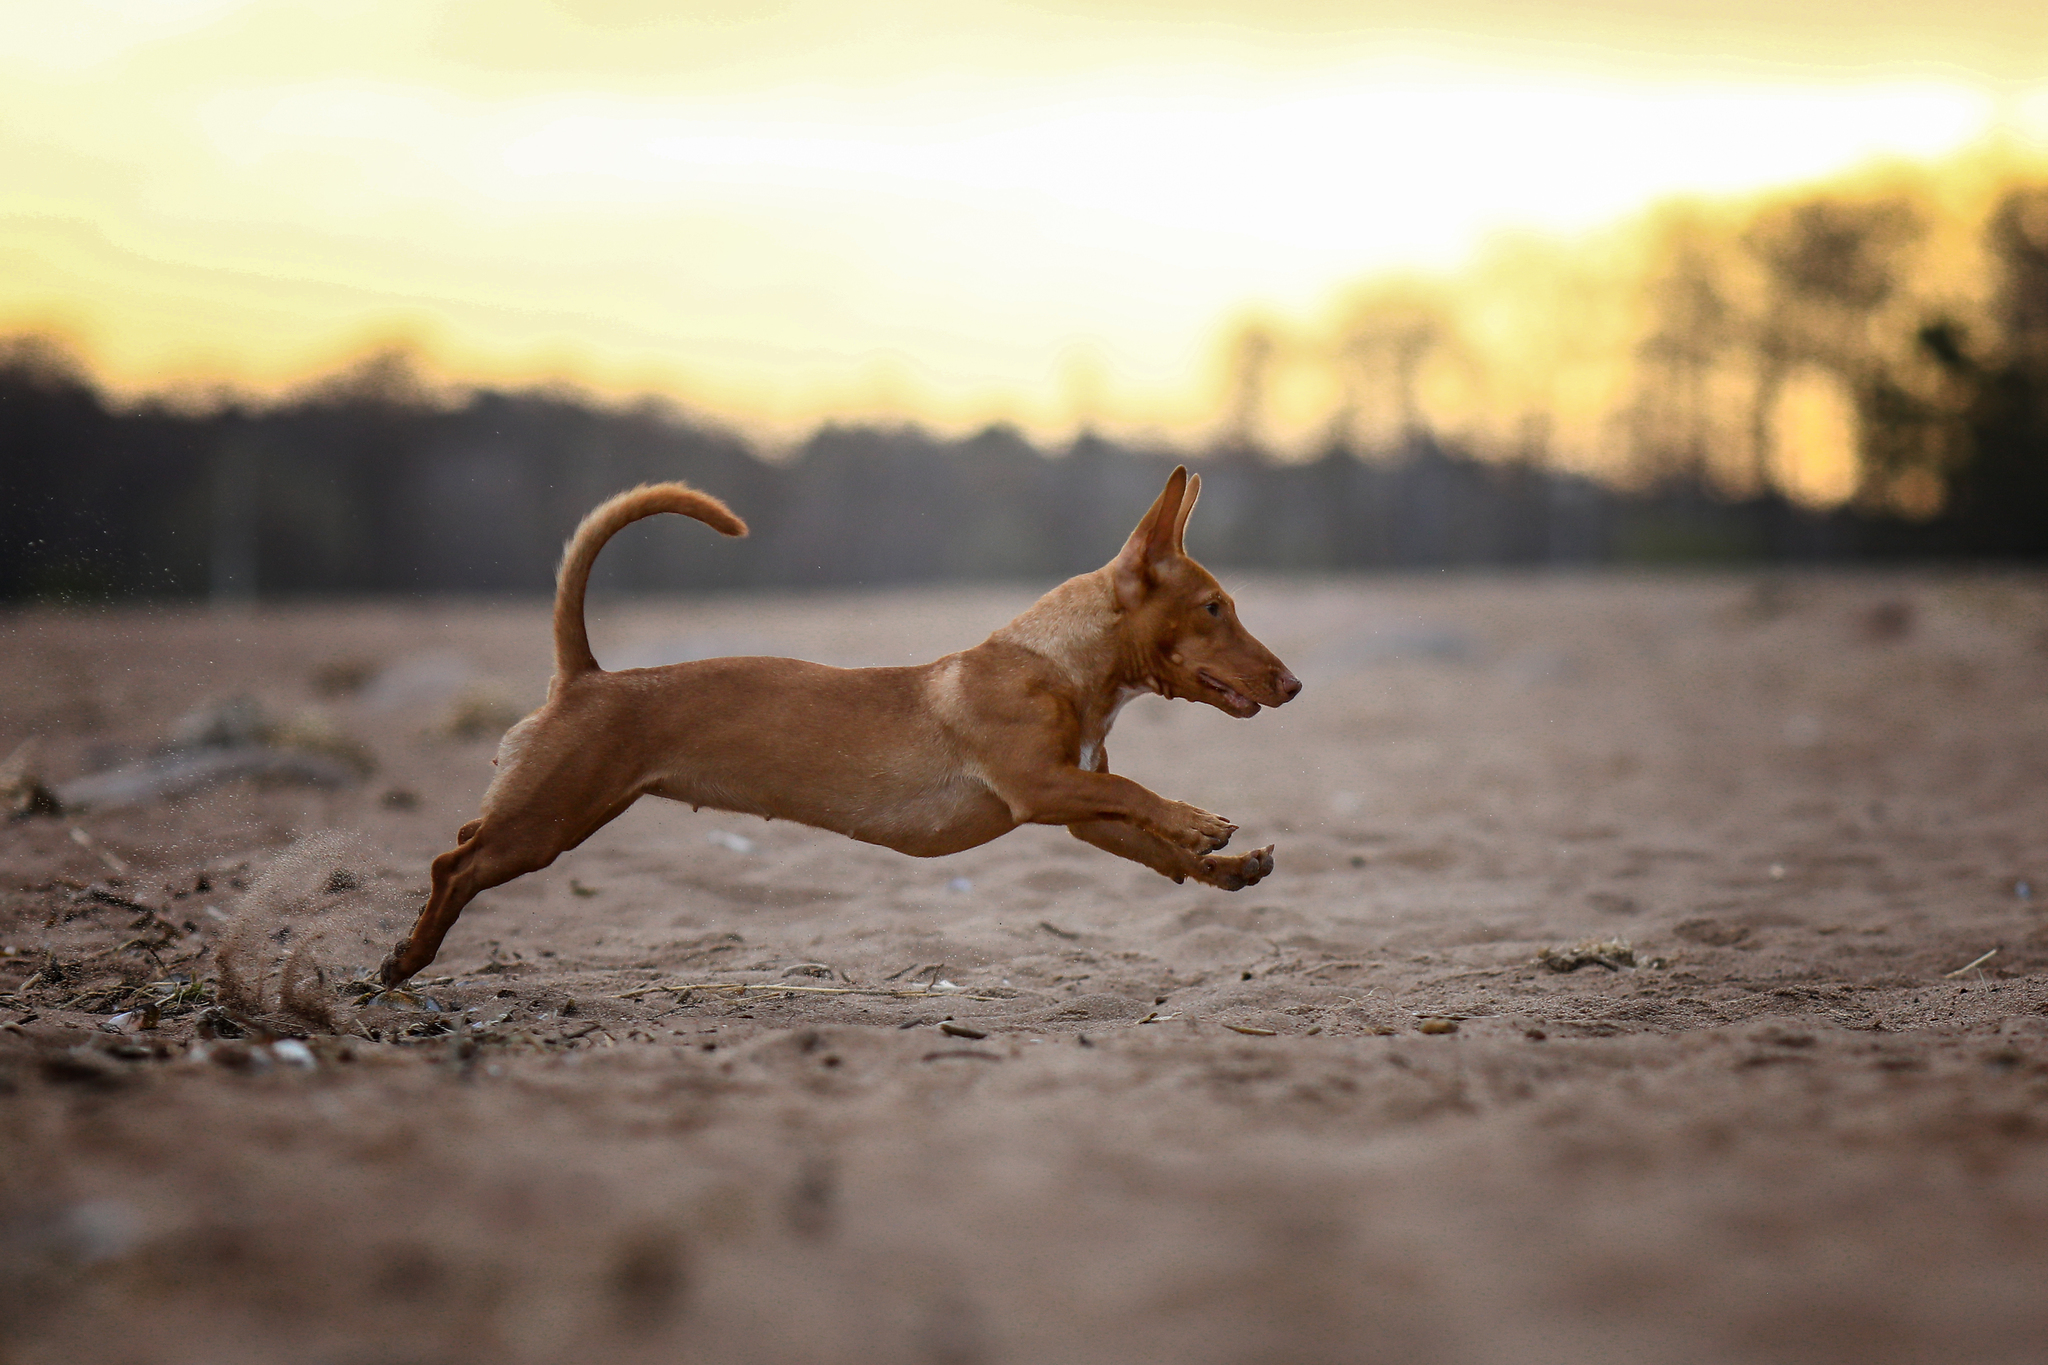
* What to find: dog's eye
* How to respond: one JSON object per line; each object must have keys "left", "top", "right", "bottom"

{"left": 1204, "top": 602, "right": 1222, "bottom": 618}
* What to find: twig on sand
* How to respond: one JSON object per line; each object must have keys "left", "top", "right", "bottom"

{"left": 58, "top": 750, "right": 353, "bottom": 812}
{"left": 1943, "top": 947, "right": 1998, "bottom": 979}
{"left": 612, "top": 980, "right": 1009, "bottom": 1003}
{"left": 1428, "top": 966, "right": 1514, "bottom": 985}
{"left": 68, "top": 826, "right": 129, "bottom": 876}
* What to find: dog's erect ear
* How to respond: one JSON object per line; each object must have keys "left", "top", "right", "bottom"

{"left": 1170, "top": 472, "right": 1201, "bottom": 554}
{"left": 1112, "top": 466, "right": 1191, "bottom": 609}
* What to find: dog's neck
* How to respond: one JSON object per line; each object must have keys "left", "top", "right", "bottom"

{"left": 989, "top": 571, "right": 1156, "bottom": 711}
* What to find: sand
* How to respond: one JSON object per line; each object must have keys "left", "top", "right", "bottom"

{"left": 3, "top": 571, "right": 2048, "bottom": 1365}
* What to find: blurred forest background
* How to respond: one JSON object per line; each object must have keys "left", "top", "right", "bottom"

{"left": 6, "top": 155, "right": 2048, "bottom": 600}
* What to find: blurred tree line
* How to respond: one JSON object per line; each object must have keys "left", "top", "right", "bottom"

{"left": 3, "top": 165, "right": 2045, "bottom": 601}
{"left": 1219, "top": 159, "right": 2048, "bottom": 557}
{"left": 0, "top": 341, "right": 1646, "bottom": 598}
{"left": 1624, "top": 169, "right": 2048, "bottom": 556}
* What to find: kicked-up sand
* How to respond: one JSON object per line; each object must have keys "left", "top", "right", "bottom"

{"left": 2, "top": 570, "right": 2047, "bottom": 1365}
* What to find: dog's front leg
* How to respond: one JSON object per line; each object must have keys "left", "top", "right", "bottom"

{"left": 1067, "top": 820, "right": 1275, "bottom": 890}
{"left": 994, "top": 767, "right": 1236, "bottom": 854}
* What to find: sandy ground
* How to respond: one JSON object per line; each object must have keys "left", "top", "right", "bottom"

{"left": 3, "top": 571, "right": 2048, "bottom": 1365}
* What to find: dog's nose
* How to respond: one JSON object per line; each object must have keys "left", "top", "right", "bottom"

{"left": 1277, "top": 671, "right": 1302, "bottom": 701}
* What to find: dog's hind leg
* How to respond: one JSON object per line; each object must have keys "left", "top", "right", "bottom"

{"left": 378, "top": 791, "right": 640, "bottom": 986}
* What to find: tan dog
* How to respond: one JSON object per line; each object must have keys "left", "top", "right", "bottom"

{"left": 379, "top": 466, "right": 1301, "bottom": 985}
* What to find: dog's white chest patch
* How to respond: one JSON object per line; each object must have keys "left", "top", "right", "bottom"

{"left": 1077, "top": 686, "right": 1145, "bottom": 772}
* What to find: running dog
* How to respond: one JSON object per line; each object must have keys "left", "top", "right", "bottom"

{"left": 380, "top": 466, "right": 1301, "bottom": 985}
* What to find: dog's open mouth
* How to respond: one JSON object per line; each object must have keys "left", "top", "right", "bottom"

{"left": 1196, "top": 669, "right": 1260, "bottom": 717}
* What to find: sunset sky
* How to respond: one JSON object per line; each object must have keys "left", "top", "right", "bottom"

{"left": 6, "top": 0, "right": 2048, "bottom": 443}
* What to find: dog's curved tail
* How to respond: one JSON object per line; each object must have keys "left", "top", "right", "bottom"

{"left": 553, "top": 483, "right": 748, "bottom": 679}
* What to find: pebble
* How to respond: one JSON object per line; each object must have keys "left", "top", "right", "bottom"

{"left": 271, "top": 1039, "right": 317, "bottom": 1068}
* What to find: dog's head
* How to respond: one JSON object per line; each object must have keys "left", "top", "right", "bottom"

{"left": 1110, "top": 467, "right": 1302, "bottom": 718}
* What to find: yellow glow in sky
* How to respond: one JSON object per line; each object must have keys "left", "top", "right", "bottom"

{"left": 4, "top": 0, "right": 2048, "bottom": 441}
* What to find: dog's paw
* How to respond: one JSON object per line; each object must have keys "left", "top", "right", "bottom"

{"left": 376, "top": 941, "right": 416, "bottom": 989}
{"left": 1196, "top": 844, "right": 1274, "bottom": 891}
{"left": 1167, "top": 803, "right": 1236, "bottom": 854}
